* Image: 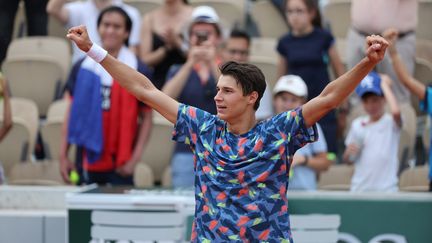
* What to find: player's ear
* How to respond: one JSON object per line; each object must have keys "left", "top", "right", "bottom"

{"left": 248, "top": 91, "right": 258, "bottom": 106}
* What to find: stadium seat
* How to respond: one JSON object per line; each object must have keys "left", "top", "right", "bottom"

{"left": 250, "top": 37, "right": 278, "bottom": 59}
{"left": 6, "top": 37, "right": 71, "bottom": 82}
{"left": 161, "top": 165, "right": 172, "bottom": 187}
{"left": 399, "top": 165, "right": 430, "bottom": 192}
{"left": 0, "top": 118, "right": 31, "bottom": 176}
{"left": 322, "top": 0, "right": 351, "bottom": 39}
{"left": 0, "top": 97, "right": 39, "bottom": 162}
{"left": 318, "top": 164, "right": 354, "bottom": 190}
{"left": 8, "top": 160, "right": 64, "bottom": 186}
{"left": 417, "top": 1, "right": 432, "bottom": 40}
{"left": 291, "top": 214, "right": 341, "bottom": 243}
{"left": 48, "top": 16, "right": 68, "bottom": 40}
{"left": 398, "top": 103, "right": 417, "bottom": 167}
{"left": 140, "top": 112, "right": 175, "bottom": 184}
{"left": 190, "top": 0, "right": 246, "bottom": 29}
{"left": 416, "top": 39, "right": 432, "bottom": 64}
{"left": 123, "top": 0, "right": 162, "bottom": 16}
{"left": 249, "top": 56, "right": 278, "bottom": 90}
{"left": 250, "top": 0, "right": 288, "bottom": 38}
{"left": 40, "top": 100, "right": 77, "bottom": 161}
{"left": 133, "top": 162, "right": 155, "bottom": 187}
{"left": 2, "top": 55, "right": 64, "bottom": 117}
{"left": 45, "top": 99, "right": 69, "bottom": 121}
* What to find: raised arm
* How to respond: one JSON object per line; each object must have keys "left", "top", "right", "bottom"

{"left": 380, "top": 74, "right": 402, "bottom": 127}
{"left": 46, "top": 0, "right": 69, "bottom": 25}
{"left": 67, "top": 25, "right": 179, "bottom": 124}
{"left": 384, "top": 28, "right": 426, "bottom": 100}
{"left": 302, "top": 35, "right": 388, "bottom": 127}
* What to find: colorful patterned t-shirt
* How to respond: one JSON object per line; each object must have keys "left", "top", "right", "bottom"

{"left": 173, "top": 104, "right": 318, "bottom": 242}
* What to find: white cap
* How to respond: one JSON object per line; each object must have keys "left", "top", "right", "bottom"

{"left": 191, "top": 6, "right": 220, "bottom": 24}
{"left": 273, "top": 75, "right": 308, "bottom": 98}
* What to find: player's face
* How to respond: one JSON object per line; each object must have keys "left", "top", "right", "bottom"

{"left": 214, "top": 75, "right": 257, "bottom": 122}
{"left": 361, "top": 94, "right": 385, "bottom": 121}
{"left": 222, "top": 37, "right": 250, "bottom": 63}
{"left": 98, "top": 12, "right": 129, "bottom": 51}
{"left": 273, "top": 92, "right": 305, "bottom": 114}
{"left": 285, "top": 0, "right": 314, "bottom": 33}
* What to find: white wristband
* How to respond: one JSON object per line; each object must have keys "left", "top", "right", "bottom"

{"left": 86, "top": 43, "right": 107, "bottom": 63}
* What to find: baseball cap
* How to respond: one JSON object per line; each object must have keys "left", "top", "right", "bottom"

{"left": 355, "top": 71, "right": 383, "bottom": 98}
{"left": 273, "top": 75, "right": 308, "bottom": 98}
{"left": 189, "top": 6, "right": 221, "bottom": 34}
{"left": 191, "top": 6, "right": 219, "bottom": 24}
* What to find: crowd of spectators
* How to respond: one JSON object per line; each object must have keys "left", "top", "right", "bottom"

{"left": 0, "top": 0, "right": 429, "bottom": 192}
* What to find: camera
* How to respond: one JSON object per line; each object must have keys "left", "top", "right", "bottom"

{"left": 195, "top": 31, "right": 208, "bottom": 45}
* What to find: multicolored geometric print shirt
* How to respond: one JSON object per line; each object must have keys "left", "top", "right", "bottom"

{"left": 172, "top": 104, "right": 318, "bottom": 242}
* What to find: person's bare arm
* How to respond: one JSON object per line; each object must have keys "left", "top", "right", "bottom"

{"left": 162, "top": 45, "right": 206, "bottom": 99}
{"left": 384, "top": 28, "right": 426, "bottom": 100}
{"left": 343, "top": 144, "right": 359, "bottom": 164}
{"left": 328, "top": 44, "right": 346, "bottom": 78}
{"left": 117, "top": 109, "right": 153, "bottom": 176}
{"left": 380, "top": 74, "right": 402, "bottom": 127}
{"left": 162, "top": 59, "right": 194, "bottom": 99}
{"left": 292, "top": 152, "right": 331, "bottom": 172}
{"left": 0, "top": 77, "right": 12, "bottom": 142}
{"left": 59, "top": 97, "right": 75, "bottom": 183}
{"left": 139, "top": 14, "right": 168, "bottom": 66}
{"left": 277, "top": 55, "right": 288, "bottom": 78}
{"left": 46, "top": 0, "right": 69, "bottom": 25}
{"left": 302, "top": 35, "right": 389, "bottom": 127}
{"left": 67, "top": 25, "right": 179, "bottom": 124}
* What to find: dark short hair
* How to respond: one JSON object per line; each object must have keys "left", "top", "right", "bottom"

{"left": 220, "top": 61, "right": 266, "bottom": 110}
{"left": 97, "top": 6, "right": 132, "bottom": 46}
{"left": 229, "top": 29, "right": 251, "bottom": 46}
{"left": 360, "top": 92, "right": 384, "bottom": 100}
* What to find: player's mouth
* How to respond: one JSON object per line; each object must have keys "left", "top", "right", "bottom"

{"left": 216, "top": 105, "right": 227, "bottom": 112}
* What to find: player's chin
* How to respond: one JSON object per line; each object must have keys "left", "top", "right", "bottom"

{"left": 216, "top": 111, "right": 232, "bottom": 122}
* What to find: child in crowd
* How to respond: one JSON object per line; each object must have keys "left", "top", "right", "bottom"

{"left": 273, "top": 75, "right": 331, "bottom": 190}
{"left": 344, "top": 71, "right": 402, "bottom": 192}
{"left": 384, "top": 28, "right": 432, "bottom": 191}
{"left": 277, "top": 0, "right": 345, "bottom": 153}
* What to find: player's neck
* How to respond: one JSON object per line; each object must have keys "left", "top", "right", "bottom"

{"left": 226, "top": 112, "right": 257, "bottom": 135}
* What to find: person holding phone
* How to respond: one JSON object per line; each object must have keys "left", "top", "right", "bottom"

{"left": 161, "top": 6, "right": 223, "bottom": 188}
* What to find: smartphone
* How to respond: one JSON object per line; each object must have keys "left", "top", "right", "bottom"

{"left": 196, "top": 31, "right": 208, "bottom": 45}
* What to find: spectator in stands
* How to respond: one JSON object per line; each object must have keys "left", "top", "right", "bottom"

{"left": 221, "top": 29, "right": 273, "bottom": 120}
{"left": 47, "top": 0, "right": 141, "bottom": 64}
{"left": 277, "top": 0, "right": 345, "bottom": 153}
{"left": 346, "top": 0, "right": 418, "bottom": 103}
{"left": 161, "top": 6, "right": 222, "bottom": 188}
{"left": 384, "top": 28, "right": 432, "bottom": 191}
{"left": 0, "top": 0, "right": 48, "bottom": 65}
{"left": 273, "top": 74, "right": 331, "bottom": 190}
{"left": 343, "top": 71, "right": 401, "bottom": 192}
{"left": 0, "top": 73, "right": 12, "bottom": 184}
{"left": 139, "top": 0, "right": 192, "bottom": 89}
{"left": 60, "top": 7, "right": 153, "bottom": 185}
